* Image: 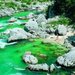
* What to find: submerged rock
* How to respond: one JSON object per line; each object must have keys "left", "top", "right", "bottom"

{"left": 23, "top": 54, "right": 38, "bottom": 64}
{"left": 39, "top": 54, "right": 47, "bottom": 58}
{"left": 25, "top": 51, "right": 32, "bottom": 55}
{"left": 57, "top": 47, "right": 75, "bottom": 67}
{"left": 8, "top": 17, "right": 17, "bottom": 23}
{"left": 28, "top": 63, "right": 49, "bottom": 71}
{"left": 47, "top": 73, "right": 50, "bottom": 75}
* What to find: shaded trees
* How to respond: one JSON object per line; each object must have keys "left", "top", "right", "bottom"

{"left": 53, "top": 0, "right": 75, "bottom": 22}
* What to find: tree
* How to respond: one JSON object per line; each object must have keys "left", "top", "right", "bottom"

{"left": 53, "top": 0, "right": 75, "bottom": 22}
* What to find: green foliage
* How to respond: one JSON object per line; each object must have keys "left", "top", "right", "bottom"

{"left": 5, "top": 2, "right": 17, "bottom": 9}
{"left": 47, "top": 16, "right": 70, "bottom": 29}
{"left": 51, "top": 17, "right": 70, "bottom": 25}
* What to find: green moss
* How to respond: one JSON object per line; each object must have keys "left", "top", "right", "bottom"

{"left": 0, "top": 39, "right": 68, "bottom": 75}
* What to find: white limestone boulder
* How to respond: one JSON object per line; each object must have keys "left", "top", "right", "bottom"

{"left": 23, "top": 54, "right": 38, "bottom": 64}
{"left": 57, "top": 47, "right": 75, "bottom": 67}
{"left": 7, "top": 28, "right": 28, "bottom": 42}
{"left": 25, "top": 19, "right": 39, "bottom": 30}
{"left": 28, "top": 63, "right": 49, "bottom": 71}
{"left": 36, "top": 14, "right": 47, "bottom": 25}
{"left": 57, "top": 25, "right": 67, "bottom": 35}
{"left": 50, "top": 64, "right": 55, "bottom": 72}
{"left": 4, "top": 28, "right": 36, "bottom": 42}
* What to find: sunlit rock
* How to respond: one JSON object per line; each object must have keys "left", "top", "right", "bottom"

{"left": 57, "top": 47, "right": 75, "bottom": 67}
{"left": 36, "top": 14, "right": 47, "bottom": 25}
{"left": 23, "top": 54, "right": 38, "bottom": 64}
{"left": 7, "top": 28, "right": 28, "bottom": 42}
{"left": 55, "top": 25, "right": 67, "bottom": 35}
{"left": 25, "top": 19, "right": 39, "bottom": 29}
{"left": 28, "top": 63, "right": 49, "bottom": 71}
{"left": 4, "top": 28, "right": 36, "bottom": 42}
{"left": 50, "top": 64, "right": 55, "bottom": 72}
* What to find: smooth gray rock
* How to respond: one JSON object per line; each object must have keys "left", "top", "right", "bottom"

{"left": 25, "top": 19, "right": 39, "bottom": 30}
{"left": 36, "top": 14, "right": 47, "bottom": 25}
{"left": 28, "top": 63, "right": 49, "bottom": 71}
{"left": 23, "top": 54, "right": 38, "bottom": 64}
{"left": 57, "top": 25, "right": 67, "bottom": 35}
{"left": 57, "top": 47, "right": 75, "bottom": 67}
{"left": 6, "top": 28, "right": 33, "bottom": 42}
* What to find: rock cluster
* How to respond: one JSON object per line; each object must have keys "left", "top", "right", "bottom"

{"left": 23, "top": 51, "right": 56, "bottom": 72}
{"left": 25, "top": 14, "right": 50, "bottom": 39}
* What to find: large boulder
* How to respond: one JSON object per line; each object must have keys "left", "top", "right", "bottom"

{"left": 55, "top": 25, "right": 67, "bottom": 35}
{"left": 6, "top": 28, "right": 34, "bottom": 42}
{"left": 23, "top": 54, "right": 38, "bottom": 64}
{"left": 36, "top": 14, "right": 47, "bottom": 25}
{"left": 28, "top": 63, "right": 49, "bottom": 71}
{"left": 57, "top": 47, "right": 75, "bottom": 67}
{"left": 25, "top": 19, "right": 39, "bottom": 30}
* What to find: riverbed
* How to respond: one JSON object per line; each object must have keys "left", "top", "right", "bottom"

{"left": 0, "top": 11, "right": 74, "bottom": 75}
